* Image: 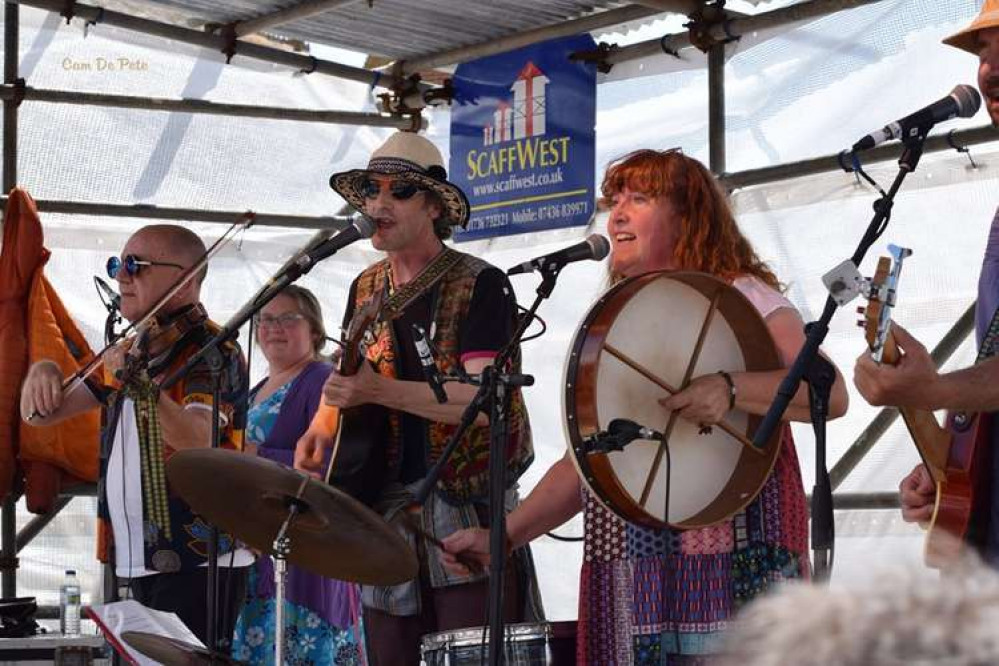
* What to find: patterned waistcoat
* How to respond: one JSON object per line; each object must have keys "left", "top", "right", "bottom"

{"left": 353, "top": 252, "right": 533, "bottom": 502}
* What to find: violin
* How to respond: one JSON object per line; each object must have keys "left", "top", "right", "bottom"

{"left": 108, "top": 303, "right": 210, "bottom": 385}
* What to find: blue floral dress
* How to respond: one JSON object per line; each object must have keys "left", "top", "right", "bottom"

{"left": 231, "top": 383, "right": 366, "bottom": 666}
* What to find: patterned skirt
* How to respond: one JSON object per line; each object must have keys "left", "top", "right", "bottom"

{"left": 232, "top": 565, "right": 366, "bottom": 666}
{"left": 577, "top": 426, "right": 809, "bottom": 665}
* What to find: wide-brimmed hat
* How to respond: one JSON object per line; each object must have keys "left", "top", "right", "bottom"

{"left": 329, "top": 131, "right": 470, "bottom": 228}
{"left": 944, "top": 0, "right": 999, "bottom": 54}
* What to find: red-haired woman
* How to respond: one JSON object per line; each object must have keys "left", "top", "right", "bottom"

{"left": 443, "top": 149, "right": 849, "bottom": 665}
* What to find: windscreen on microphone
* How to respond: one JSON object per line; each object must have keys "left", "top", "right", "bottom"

{"left": 951, "top": 84, "right": 983, "bottom": 117}
{"left": 585, "top": 234, "right": 611, "bottom": 262}
{"left": 351, "top": 214, "right": 377, "bottom": 239}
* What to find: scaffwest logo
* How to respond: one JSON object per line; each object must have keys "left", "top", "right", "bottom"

{"left": 450, "top": 34, "right": 596, "bottom": 240}
{"left": 62, "top": 57, "right": 149, "bottom": 72}
{"left": 465, "top": 61, "right": 571, "bottom": 181}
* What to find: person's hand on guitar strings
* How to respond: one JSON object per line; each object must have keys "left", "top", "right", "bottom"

{"left": 322, "top": 361, "right": 383, "bottom": 409}
{"left": 293, "top": 430, "right": 330, "bottom": 479}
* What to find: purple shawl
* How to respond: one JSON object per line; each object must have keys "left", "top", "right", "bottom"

{"left": 249, "top": 361, "right": 358, "bottom": 630}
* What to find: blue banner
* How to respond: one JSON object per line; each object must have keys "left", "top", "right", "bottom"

{"left": 450, "top": 34, "right": 597, "bottom": 241}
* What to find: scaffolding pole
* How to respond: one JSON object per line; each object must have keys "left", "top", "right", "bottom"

{"left": 605, "top": 0, "right": 884, "bottom": 66}
{"left": 11, "top": 0, "right": 411, "bottom": 91}
{"left": 1, "top": 0, "right": 20, "bottom": 601}
{"left": 402, "top": 4, "right": 664, "bottom": 73}
{"left": 0, "top": 85, "right": 422, "bottom": 128}
{"left": 708, "top": 42, "right": 725, "bottom": 174}
{"left": 234, "top": 0, "right": 361, "bottom": 38}
{"left": 0, "top": 197, "right": 357, "bottom": 230}
{"left": 4, "top": 1, "right": 19, "bottom": 192}
{"left": 721, "top": 126, "right": 999, "bottom": 191}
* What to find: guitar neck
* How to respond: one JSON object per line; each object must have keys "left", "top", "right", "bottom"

{"left": 878, "top": 329, "right": 948, "bottom": 482}
{"left": 896, "top": 406, "right": 949, "bottom": 484}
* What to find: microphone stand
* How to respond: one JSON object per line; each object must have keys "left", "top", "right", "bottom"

{"left": 409, "top": 265, "right": 561, "bottom": 666}
{"left": 752, "top": 129, "right": 930, "bottom": 581}
{"left": 103, "top": 307, "right": 122, "bottom": 347}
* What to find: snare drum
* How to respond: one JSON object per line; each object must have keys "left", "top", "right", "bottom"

{"left": 420, "top": 621, "right": 576, "bottom": 665}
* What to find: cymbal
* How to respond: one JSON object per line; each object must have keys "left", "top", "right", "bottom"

{"left": 165, "top": 448, "right": 417, "bottom": 586}
{"left": 121, "top": 631, "right": 243, "bottom": 665}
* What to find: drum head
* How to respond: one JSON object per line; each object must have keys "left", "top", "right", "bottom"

{"left": 564, "top": 271, "right": 782, "bottom": 529}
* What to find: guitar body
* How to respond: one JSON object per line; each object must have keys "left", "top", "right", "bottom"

{"left": 325, "top": 402, "right": 389, "bottom": 508}
{"left": 926, "top": 411, "right": 992, "bottom": 566}
{"left": 321, "top": 292, "right": 391, "bottom": 507}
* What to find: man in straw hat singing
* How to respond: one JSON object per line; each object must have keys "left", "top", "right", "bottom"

{"left": 854, "top": 1, "right": 999, "bottom": 562}
{"left": 294, "top": 131, "right": 541, "bottom": 664}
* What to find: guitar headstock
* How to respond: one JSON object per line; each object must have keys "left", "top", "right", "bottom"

{"left": 858, "top": 244, "right": 912, "bottom": 366}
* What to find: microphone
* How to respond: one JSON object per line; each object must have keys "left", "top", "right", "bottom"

{"left": 507, "top": 234, "right": 610, "bottom": 276}
{"left": 412, "top": 324, "right": 448, "bottom": 404}
{"left": 94, "top": 275, "right": 121, "bottom": 312}
{"left": 586, "top": 418, "right": 663, "bottom": 453}
{"left": 295, "top": 215, "right": 376, "bottom": 271}
{"left": 852, "top": 84, "right": 981, "bottom": 151}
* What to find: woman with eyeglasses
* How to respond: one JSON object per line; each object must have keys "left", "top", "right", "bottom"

{"left": 230, "top": 284, "right": 365, "bottom": 666}
{"left": 443, "top": 149, "right": 851, "bottom": 665}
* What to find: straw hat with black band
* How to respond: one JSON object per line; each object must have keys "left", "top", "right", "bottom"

{"left": 329, "top": 131, "right": 470, "bottom": 230}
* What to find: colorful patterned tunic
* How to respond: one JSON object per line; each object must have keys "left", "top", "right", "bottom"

{"left": 576, "top": 276, "right": 811, "bottom": 665}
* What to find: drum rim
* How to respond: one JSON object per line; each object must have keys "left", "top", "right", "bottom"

{"left": 563, "top": 270, "right": 784, "bottom": 530}
{"left": 419, "top": 621, "right": 570, "bottom": 650}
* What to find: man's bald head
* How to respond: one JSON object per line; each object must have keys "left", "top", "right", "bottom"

{"left": 132, "top": 224, "right": 208, "bottom": 285}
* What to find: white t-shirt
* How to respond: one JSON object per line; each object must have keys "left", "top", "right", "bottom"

{"left": 107, "top": 397, "right": 253, "bottom": 578}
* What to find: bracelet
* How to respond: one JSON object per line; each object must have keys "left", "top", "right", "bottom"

{"left": 717, "top": 371, "right": 736, "bottom": 411}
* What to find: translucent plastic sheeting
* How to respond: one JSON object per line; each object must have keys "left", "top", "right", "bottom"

{"left": 4, "top": 0, "right": 999, "bottom": 623}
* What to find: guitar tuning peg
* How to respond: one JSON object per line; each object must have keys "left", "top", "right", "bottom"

{"left": 856, "top": 320, "right": 865, "bottom": 328}
{"left": 856, "top": 306, "right": 866, "bottom": 314}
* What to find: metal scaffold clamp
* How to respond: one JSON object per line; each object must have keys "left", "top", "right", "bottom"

{"left": 568, "top": 42, "right": 618, "bottom": 74}
{"left": 378, "top": 73, "right": 447, "bottom": 130}
{"left": 685, "top": 0, "right": 740, "bottom": 53}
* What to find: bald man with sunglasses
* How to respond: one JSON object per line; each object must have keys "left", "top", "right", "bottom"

{"left": 294, "top": 132, "right": 540, "bottom": 665}
{"left": 21, "top": 223, "right": 251, "bottom": 648}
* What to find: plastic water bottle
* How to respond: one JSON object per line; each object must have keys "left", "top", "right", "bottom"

{"left": 59, "top": 569, "right": 81, "bottom": 636}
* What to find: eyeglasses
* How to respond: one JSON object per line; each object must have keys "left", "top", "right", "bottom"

{"left": 254, "top": 312, "right": 306, "bottom": 329}
{"left": 106, "top": 254, "right": 185, "bottom": 279}
{"left": 357, "top": 177, "right": 424, "bottom": 201}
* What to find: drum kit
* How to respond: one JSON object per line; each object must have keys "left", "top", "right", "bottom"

{"left": 123, "top": 449, "right": 418, "bottom": 665}
{"left": 122, "top": 449, "right": 579, "bottom": 666}
{"left": 123, "top": 270, "right": 779, "bottom": 666}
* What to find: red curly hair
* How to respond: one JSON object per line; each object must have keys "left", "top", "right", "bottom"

{"left": 601, "top": 149, "right": 781, "bottom": 289}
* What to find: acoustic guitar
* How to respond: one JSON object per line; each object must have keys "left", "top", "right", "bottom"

{"left": 319, "top": 291, "right": 389, "bottom": 507}
{"left": 861, "top": 246, "right": 991, "bottom": 567}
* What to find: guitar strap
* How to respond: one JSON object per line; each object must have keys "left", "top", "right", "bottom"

{"left": 379, "top": 247, "right": 464, "bottom": 322}
{"left": 977, "top": 305, "right": 999, "bottom": 362}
